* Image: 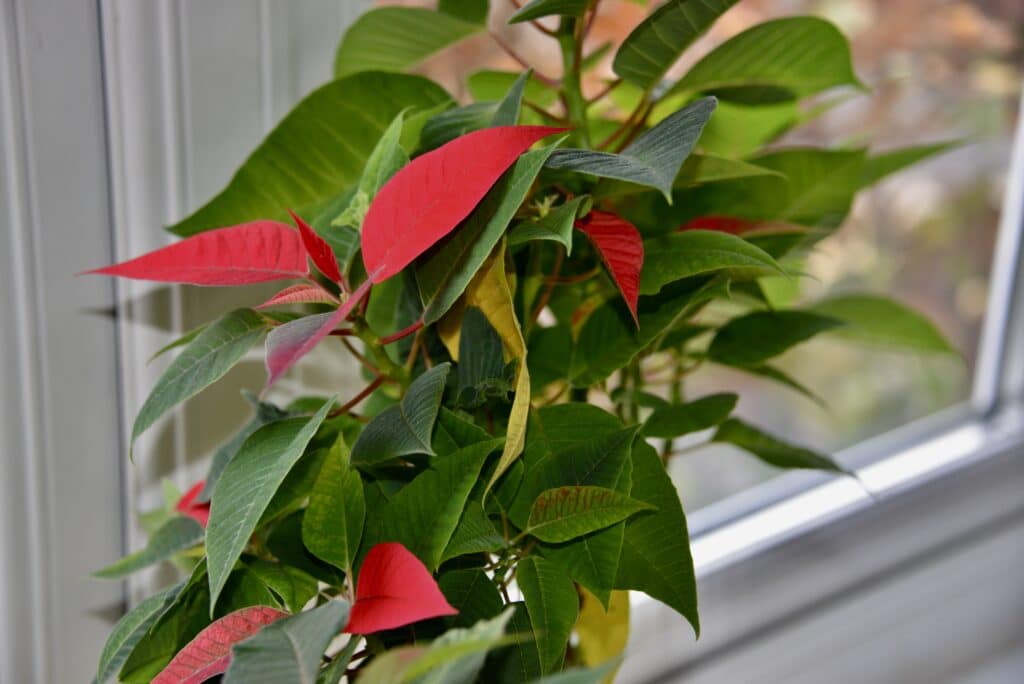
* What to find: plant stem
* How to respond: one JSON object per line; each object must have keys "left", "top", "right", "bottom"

{"left": 379, "top": 319, "right": 422, "bottom": 345}
{"left": 557, "top": 17, "right": 591, "bottom": 148}
{"left": 489, "top": 31, "right": 559, "bottom": 87}
{"left": 329, "top": 376, "right": 385, "bottom": 418}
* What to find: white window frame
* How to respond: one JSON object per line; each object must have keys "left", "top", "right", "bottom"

{"left": 622, "top": 92, "right": 1024, "bottom": 682}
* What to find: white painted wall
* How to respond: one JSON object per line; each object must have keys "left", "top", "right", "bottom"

{"left": 0, "top": 1, "right": 367, "bottom": 680}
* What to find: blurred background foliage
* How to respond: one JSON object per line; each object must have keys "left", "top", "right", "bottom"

{"left": 380, "top": 0, "right": 1023, "bottom": 507}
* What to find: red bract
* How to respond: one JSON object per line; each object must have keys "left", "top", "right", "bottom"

{"left": 344, "top": 542, "right": 457, "bottom": 635}
{"left": 175, "top": 481, "right": 211, "bottom": 528}
{"left": 361, "top": 125, "right": 566, "bottom": 283}
{"left": 84, "top": 221, "right": 308, "bottom": 286}
{"left": 575, "top": 210, "right": 644, "bottom": 324}
{"left": 679, "top": 215, "right": 754, "bottom": 235}
{"left": 289, "top": 209, "right": 343, "bottom": 284}
{"left": 263, "top": 279, "right": 371, "bottom": 388}
{"left": 152, "top": 606, "right": 288, "bottom": 684}
{"left": 256, "top": 283, "right": 339, "bottom": 309}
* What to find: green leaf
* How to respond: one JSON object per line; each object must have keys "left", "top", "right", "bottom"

{"left": 440, "top": 501, "right": 504, "bottom": 565}
{"left": 708, "top": 310, "right": 843, "bottom": 367}
{"left": 96, "top": 583, "right": 182, "bottom": 684}
{"left": 439, "top": 0, "right": 489, "bottom": 25}
{"left": 207, "top": 400, "right": 333, "bottom": 612}
{"left": 456, "top": 307, "right": 510, "bottom": 408}
{"left": 417, "top": 142, "right": 562, "bottom": 324}
{"left": 351, "top": 363, "right": 452, "bottom": 467}
{"left": 697, "top": 100, "right": 798, "bottom": 158}
{"left": 531, "top": 660, "right": 622, "bottom": 684}
{"left": 491, "top": 603, "right": 542, "bottom": 682}
{"left": 545, "top": 97, "right": 716, "bottom": 200}
{"left": 675, "top": 153, "right": 785, "bottom": 187}
{"left": 467, "top": 70, "right": 559, "bottom": 108}
{"left": 118, "top": 569, "right": 212, "bottom": 683}
{"left": 132, "top": 309, "right": 266, "bottom": 446}
{"left": 614, "top": 440, "right": 698, "bottom": 635}
{"left": 810, "top": 294, "right": 956, "bottom": 354}
{"left": 94, "top": 517, "right": 203, "bottom": 579}
{"left": 861, "top": 141, "right": 958, "bottom": 187}
{"left": 671, "top": 17, "right": 864, "bottom": 103}
{"left": 333, "top": 7, "right": 481, "bottom": 78}
{"left": 259, "top": 445, "right": 331, "bottom": 526}
{"left": 511, "top": 427, "right": 637, "bottom": 527}
{"left": 527, "top": 323, "right": 573, "bottom": 391}
{"left": 509, "top": 0, "right": 589, "bottom": 23}
{"left": 223, "top": 600, "right": 350, "bottom": 684}
{"left": 508, "top": 196, "right": 589, "bottom": 254}
{"left": 302, "top": 435, "right": 365, "bottom": 575}
{"left": 662, "top": 148, "right": 866, "bottom": 234}
{"left": 419, "top": 102, "right": 497, "bottom": 152}
{"left": 317, "top": 637, "right": 362, "bottom": 684}
{"left": 492, "top": 69, "right": 531, "bottom": 127}
{"left": 613, "top": 0, "right": 740, "bottom": 89}
{"left": 198, "top": 396, "right": 289, "bottom": 503}
{"left": 526, "top": 486, "right": 653, "bottom": 543}
{"left": 714, "top": 418, "right": 845, "bottom": 472}
{"left": 642, "top": 393, "right": 737, "bottom": 439}
{"left": 360, "top": 609, "right": 515, "bottom": 684}
{"left": 362, "top": 439, "right": 502, "bottom": 571}
{"left": 148, "top": 323, "right": 205, "bottom": 362}
{"left": 332, "top": 111, "right": 410, "bottom": 230}
{"left": 740, "top": 363, "right": 826, "bottom": 406}
{"left": 570, "top": 277, "right": 722, "bottom": 386}
{"left": 639, "top": 230, "right": 782, "bottom": 295}
{"left": 266, "top": 512, "right": 346, "bottom": 586}
{"left": 244, "top": 559, "right": 319, "bottom": 613}
{"left": 594, "top": 153, "right": 783, "bottom": 200}
{"left": 515, "top": 422, "right": 636, "bottom": 605}
{"left": 438, "top": 568, "right": 505, "bottom": 629}
{"left": 516, "top": 556, "right": 579, "bottom": 673}
{"left": 169, "top": 73, "right": 450, "bottom": 236}
{"left": 433, "top": 408, "right": 494, "bottom": 453}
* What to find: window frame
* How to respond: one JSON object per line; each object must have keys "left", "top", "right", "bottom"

{"left": 622, "top": 90, "right": 1024, "bottom": 682}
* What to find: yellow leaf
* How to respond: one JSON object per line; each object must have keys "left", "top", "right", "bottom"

{"left": 576, "top": 588, "right": 630, "bottom": 683}
{"left": 439, "top": 241, "right": 530, "bottom": 494}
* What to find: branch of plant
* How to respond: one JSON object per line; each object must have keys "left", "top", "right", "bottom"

{"left": 379, "top": 319, "right": 423, "bottom": 345}
{"left": 488, "top": 30, "right": 560, "bottom": 87}
{"left": 328, "top": 375, "right": 385, "bottom": 418}
{"left": 529, "top": 247, "right": 565, "bottom": 323}
{"left": 587, "top": 77, "right": 622, "bottom": 105}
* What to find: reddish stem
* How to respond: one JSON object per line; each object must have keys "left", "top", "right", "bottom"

{"left": 489, "top": 31, "right": 560, "bottom": 87}
{"left": 328, "top": 375, "right": 385, "bottom": 418}
{"left": 379, "top": 319, "right": 424, "bottom": 345}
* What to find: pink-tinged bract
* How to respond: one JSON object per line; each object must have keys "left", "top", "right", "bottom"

{"left": 263, "top": 278, "right": 371, "bottom": 388}
{"left": 256, "top": 283, "right": 339, "bottom": 309}
{"left": 84, "top": 221, "right": 308, "bottom": 286}
{"left": 290, "top": 209, "right": 343, "bottom": 284}
{"left": 361, "top": 125, "right": 566, "bottom": 283}
{"left": 575, "top": 210, "right": 644, "bottom": 324}
{"left": 152, "top": 606, "right": 288, "bottom": 684}
{"left": 344, "top": 542, "right": 457, "bottom": 634}
{"left": 175, "top": 481, "right": 211, "bottom": 528}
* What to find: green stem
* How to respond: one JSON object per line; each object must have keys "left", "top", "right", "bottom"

{"left": 351, "top": 318, "right": 410, "bottom": 389}
{"left": 557, "top": 17, "right": 591, "bottom": 148}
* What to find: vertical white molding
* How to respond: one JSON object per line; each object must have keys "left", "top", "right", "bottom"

{"left": 0, "top": 3, "right": 53, "bottom": 681}
{"left": 100, "top": 0, "right": 372, "bottom": 601}
{"left": 2, "top": 0, "right": 124, "bottom": 680}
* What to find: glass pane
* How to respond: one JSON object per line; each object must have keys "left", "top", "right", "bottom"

{"left": 400, "top": 0, "right": 1022, "bottom": 507}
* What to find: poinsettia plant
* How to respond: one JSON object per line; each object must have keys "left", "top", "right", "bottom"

{"left": 89, "top": 1, "right": 958, "bottom": 682}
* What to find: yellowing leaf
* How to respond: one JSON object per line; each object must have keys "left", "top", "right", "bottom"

{"left": 439, "top": 241, "right": 529, "bottom": 494}
{"left": 576, "top": 588, "right": 630, "bottom": 684}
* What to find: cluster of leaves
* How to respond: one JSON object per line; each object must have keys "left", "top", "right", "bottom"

{"left": 89, "top": 1, "right": 957, "bottom": 682}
